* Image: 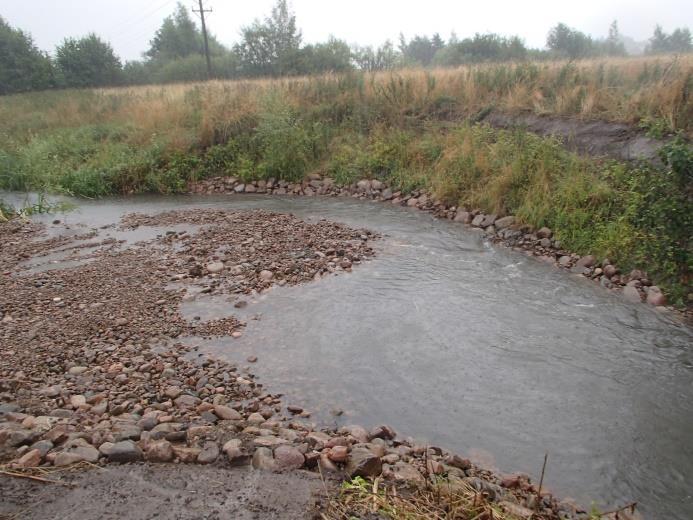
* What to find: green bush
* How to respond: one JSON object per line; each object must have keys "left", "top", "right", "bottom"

{"left": 254, "top": 95, "right": 325, "bottom": 181}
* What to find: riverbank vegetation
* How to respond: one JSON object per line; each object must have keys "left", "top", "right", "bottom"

{"left": 322, "top": 475, "right": 624, "bottom": 520}
{"left": 323, "top": 476, "right": 527, "bottom": 520}
{"left": 0, "top": 57, "right": 691, "bottom": 303}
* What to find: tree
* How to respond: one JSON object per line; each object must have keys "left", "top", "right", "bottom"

{"left": 646, "top": 25, "right": 693, "bottom": 54}
{"left": 0, "top": 16, "right": 55, "bottom": 94}
{"left": 235, "top": 0, "right": 302, "bottom": 76}
{"left": 145, "top": 2, "right": 225, "bottom": 63}
{"left": 352, "top": 41, "right": 398, "bottom": 72}
{"left": 146, "top": 3, "right": 200, "bottom": 61}
{"left": 547, "top": 23, "right": 593, "bottom": 58}
{"left": 300, "top": 37, "right": 352, "bottom": 73}
{"left": 604, "top": 20, "right": 626, "bottom": 56}
{"left": 399, "top": 34, "right": 445, "bottom": 67}
{"left": 431, "top": 33, "right": 445, "bottom": 52}
{"left": 122, "top": 60, "right": 152, "bottom": 85}
{"left": 56, "top": 33, "right": 122, "bottom": 88}
{"left": 648, "top": 25, "right": 669, "bottom": 54}
{"left": 668, "top": 28, "right": 693, "bottom": 53}
{"left": 433, "top": 33, "right": 527, "bottom": 66}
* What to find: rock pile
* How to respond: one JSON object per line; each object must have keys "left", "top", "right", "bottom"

{"left": 0, "top": 209, "right": 374, "bottom": 473}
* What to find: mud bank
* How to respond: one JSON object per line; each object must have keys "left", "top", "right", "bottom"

{"left": 481, "top": 111, "right": 671, "bottom": 163}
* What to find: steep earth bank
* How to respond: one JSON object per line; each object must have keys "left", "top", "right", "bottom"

{"left": 480, "top": 111, "right": 673, "bottom": 163}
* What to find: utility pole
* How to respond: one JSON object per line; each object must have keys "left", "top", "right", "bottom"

{"left": 193, "top": 0, "right": 212, "bottom": 79}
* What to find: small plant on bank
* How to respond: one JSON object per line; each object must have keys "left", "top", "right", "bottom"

{"left": 0, "top": 193, "right": 72, "bottom": 221}
{"left": 0, "top": 198, "right": 15, "bottom": 222}
{"left": 324, "top": 476, "right": 522, "bottom": 520}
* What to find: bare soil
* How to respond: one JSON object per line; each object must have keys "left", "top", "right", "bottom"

{"left": 0, "top": 464, "right": 323, "bottom": 520}
{"left": 482, "top": 111, "right": 669, "bottom": 163}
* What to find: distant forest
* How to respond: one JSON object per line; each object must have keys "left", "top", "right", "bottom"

{"left": 1, "top": 0, "right": 692, "bottom": 94}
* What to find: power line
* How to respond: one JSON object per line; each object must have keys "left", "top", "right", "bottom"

{"left": 193, "top": 0, "right": 213, "bottom": 79}
{"left": 106, "top": 0, "right": 177, "bottom": 43}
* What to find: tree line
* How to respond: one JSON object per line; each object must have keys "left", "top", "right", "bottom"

{"left": 1, "top": 0, "right": 691, "bottom": 95}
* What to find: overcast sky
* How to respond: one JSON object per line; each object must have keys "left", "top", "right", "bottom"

{"left": 2, "top": 0, "right": 691, "bottom": 61}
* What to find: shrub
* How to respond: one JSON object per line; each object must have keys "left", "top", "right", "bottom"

{"left": 254, "top": 95, "right": 325, "bottom": 180}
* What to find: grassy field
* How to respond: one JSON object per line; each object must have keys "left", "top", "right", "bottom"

{"left": 0, "top": 56, "right": 691, "bottom": 302}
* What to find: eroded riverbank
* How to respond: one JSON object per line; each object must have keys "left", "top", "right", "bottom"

{"left": 1, "top": 194, "right": 692, "bottom": 519}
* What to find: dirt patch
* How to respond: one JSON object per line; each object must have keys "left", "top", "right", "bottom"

{"left": 0, "top": 464, "right": 323, "bottom": 520}
{"left": 482, "top": 111, "right": 669, "bottom": 163}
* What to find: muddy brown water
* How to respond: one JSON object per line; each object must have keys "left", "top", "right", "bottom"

{"left": 7, "top": 193, "right": 693, "bottom": 519}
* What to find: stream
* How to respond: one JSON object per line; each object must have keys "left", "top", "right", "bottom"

{"left": 11, "top": 193, "right": 693, "bottom": 519}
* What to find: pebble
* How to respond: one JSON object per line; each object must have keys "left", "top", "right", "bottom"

{"left": 345, "top": 425, "right": 369, "bottom": 443}
{"left": 197, "top": 441, "right": 220, "bottom": 464}
{"left": 392, "top": 461, "right": 424, "bottom": 483}
{"left": 646, "top": 286, "right": 666, "bottom": 306}
{"left": 247, "top": 412, "right": 266, "bottom": 425}
{"left": 223, "top": 439, "right": 250, "bottom": 466}
{"left": 369, "top": 424, "right": 396, "bottom": 440}
{"left": 172, "top": 445, "right": 201, "bottom": 463}
{"left": 54, "top": 440, "right": 99, "bottom": 465}
{"left": 327, "top": 445, "right": 349, "bottom": 462}
{"left": 145, "top": 440, "right": 174, "bottom": 462}
{"left": 206, "top": 262, "right": 225, "bottom": 274}
{"left": 494, "top": 216, "right": 515, "bottom": 229}
{"left": 273, "top": 445, "right": 305, "bottom": 470}
{"left": 346, "top": 447, "right": 382, "bottom": 478}
{"left": 252, "top": 447, "right": 276, "bottom": 471}
{"left": 623, "top": 285, "right": 643, "bottom": 303}
{"left": 213, "top": 404, "right": 242, "bottom": 421}
{"left": 576, "top": 255, "right": 596, "bottom": 268}
{"left": 104, "top": 440, "right": 143, "bottom": 463}
{"left": 13, "top": 448, "right": 42, "bottom": 468}
{"left": 536, "top": 227, "right": 553, "bottom": 239}
{"left": 558, "top": 256, "right": 572, "bottom": 267}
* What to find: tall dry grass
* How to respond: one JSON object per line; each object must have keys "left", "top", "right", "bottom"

{"left": 1, "top": 55, "right": 691, "bottom": 146}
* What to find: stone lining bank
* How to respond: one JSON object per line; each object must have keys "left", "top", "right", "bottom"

{"left": 191, "top": 175, "right": 674, "bottom": 311}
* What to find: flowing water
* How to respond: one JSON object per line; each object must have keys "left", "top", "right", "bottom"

{"left": 11, "top": 193, "right": 693, "bottom": 519}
